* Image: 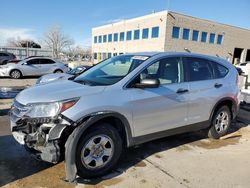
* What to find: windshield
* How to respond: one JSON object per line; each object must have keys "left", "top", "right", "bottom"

{"left": 74, "top": 55, "right": 149, "bottom": 86}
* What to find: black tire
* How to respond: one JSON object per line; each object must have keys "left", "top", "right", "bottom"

{"left": 76, "top": 124, "right": 122, "bottom": 178}
{"left": 208, "top": 105, "right": 231, "bottom": 139}
{"left": 54, "top": 69, "right": 63, "bottom": 73}
{"left": 10, "top": 69, "right": 22, "bottom": 79}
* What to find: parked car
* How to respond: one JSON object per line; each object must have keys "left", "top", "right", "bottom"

{"left": 9, "top": 52, "right": 240, "bottom": 181}
{"left": 236, "top": 62, "right": 250, "bottom": 74}
{"left": 36, "top": 65, "right": 91, "bottom": 84}
{"left": 0, "top": 57, "right": 69, "bottom": 78}
{"left": 236, "top": 67, "right": 244, "bottom": 75}
{"left": 0, "top": 52, "right": 16, "bottom": 65}
{"left": 7, "top": 59, "right": 21, "bottom": 64}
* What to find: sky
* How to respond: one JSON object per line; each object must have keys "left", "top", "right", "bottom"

{"left": 0, "top": 0, "right": 249, "bottom": 48}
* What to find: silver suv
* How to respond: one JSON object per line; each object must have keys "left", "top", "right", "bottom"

{"left": 0, "top": 56, "right": 68, "bottom": 78}
{"left": 9, "top": 52, "right": 240, "bottom": 182}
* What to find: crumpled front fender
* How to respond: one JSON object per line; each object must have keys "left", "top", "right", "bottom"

{"left": 64, "top": 111, "right": 133, "bottom": 182}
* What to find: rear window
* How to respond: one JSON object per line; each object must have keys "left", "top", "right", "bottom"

{"left": 213, "top": 62, "right": 229, "bottom": 78}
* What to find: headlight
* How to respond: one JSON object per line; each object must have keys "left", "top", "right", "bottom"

{"left": 25, "top": 98, "right": 79, "bottom": 118}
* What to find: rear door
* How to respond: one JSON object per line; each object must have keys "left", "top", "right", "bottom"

{"left": 38, "top": 58, "right": 56, "bottom": 74}
{"left": 183, "top": 57, "right": 227, "bottom": 125}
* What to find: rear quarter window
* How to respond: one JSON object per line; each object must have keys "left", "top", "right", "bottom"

{"left": 212, "top": 62, "right": 229, "bottom": 79}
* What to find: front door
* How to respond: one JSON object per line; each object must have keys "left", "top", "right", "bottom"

{"left": 128, "top": 57, "right": 189, "bottom": 137}
{"left": 21, "top": 59, "right": 41, "bottom": 76}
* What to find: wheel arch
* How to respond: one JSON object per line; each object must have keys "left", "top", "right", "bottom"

{"left": 209, "top": 97, "right": 237, "bottom": 122}
{"left": 9, "top": 69, "right": 23, "bottom": 77}
{"left": 64, "top": 111, "right": 133, "bottom": 182}
{"left": 53, "top": 69, "right": 63, "bottom": 73}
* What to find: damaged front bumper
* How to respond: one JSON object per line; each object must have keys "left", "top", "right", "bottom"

{"left": 0, "top": 67, "right": 9, "bottom": 77}
{"left": 9, "top": 100, "right": 71, "bottom": 163}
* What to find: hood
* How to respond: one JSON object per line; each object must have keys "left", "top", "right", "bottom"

{"left": 39, "top": 73, "right": 72, "bottom": 84}
{"left": 16, "top": 80, "right": 106, "bottom": 105}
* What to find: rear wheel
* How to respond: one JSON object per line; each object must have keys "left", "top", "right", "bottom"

{"left": 208, "top": 106, "right": 231, "bottom": 139}
{"left": 10, "top": 70, "right": 22, "bottom": 79}
{"left": 75, "top": 124, "right": 122, "bottom": 178}
{"left": 54, "top": 69, "right": 63, "bottom": 73}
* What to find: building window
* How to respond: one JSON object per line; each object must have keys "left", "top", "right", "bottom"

{"left": 114, "top": 33, "right": 118, "bottom": 42}
{"left": 103, "top": 35, "right": 107, "bottom": 43}
{"left": 98, "top": 36, "right": 102, "bottom": 43}
{"left": 192, "top": 30, "right": 199, "bottom": 41}
{"left": 201, "top": 32, "right": 207, "bottom": 42}
{"left": 142, "top": 28, "right": 149, "bottom": 39}
{"left": 134, "top": 29, "right": 140, "bottom": 40}
{"left": 94, "top": 36, "right": 97, "bottom": 43}
{"left": 94, "top": 53, "right": 97, "bottom": 60}
{"left": 209, "top": 33, "right": 215, "bottom": 44}
{"left": 113, "top": 53, "right": 117, "bottom": 56}
{"left": 120, "top": 32, "right": 125, "bottom": 41}
{"left": 217, "top": 34, "right": 223, "bottom": 45}
{"left": 172, "top": 26, "right": 180, "bottom": 39}
{"left": 126, "top": 31, "right": 132, "bottom": 40}
{"left": 152, "top": 26, "right": 159, "bottom": 38}
{"left": 103, "top": 53, "right": 107, "bottom": 59}
{"left": 108, "top": 34, "right": 112, "bottom": 42}
{"left": 182, "top": 28, "right": 190, "bottom": 40}
{"left": 108, "top": 53, "right": 112, "bottom": 58}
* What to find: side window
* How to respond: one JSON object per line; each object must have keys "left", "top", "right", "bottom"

{"left": 185, "top": 57, "right": 213, "bottom": 81}
{"left": 40, "top": 59, "right": 55, "bottom": 64}
{"left": 27, "top": 59, "right": 39, "bottom": 65}
{"left": 139, "top": 57, "right": 184, "bottom": 85}
{"left": 213, "top": 62, "right": 229, "bottom": 78}
{"left": 0, "top": 53, "right": 8, "bottom": 57}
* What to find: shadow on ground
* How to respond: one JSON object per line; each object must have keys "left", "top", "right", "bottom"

{"left": 0, "top": 135, "right": 52, "bottom": 187}
{"left": 0, "top": 105, "right": 250, "bottom": 187}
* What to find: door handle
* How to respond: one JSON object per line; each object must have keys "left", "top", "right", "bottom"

{"left": 176, "top": 88, "right": 189, "bottom": 94}
{"left": 214, "top": 83, "right": 223, "bottom": 88}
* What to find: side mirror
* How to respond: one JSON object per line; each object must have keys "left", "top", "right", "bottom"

{"left": 135, "top": 78, "right": 160, "bottom": 89}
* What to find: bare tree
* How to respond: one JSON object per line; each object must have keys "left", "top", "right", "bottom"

{"left": 43, "top": 26, "right": 74, "bottom": 58}
{"left": 6, "top": 38, "right": 41, "bottom": 48}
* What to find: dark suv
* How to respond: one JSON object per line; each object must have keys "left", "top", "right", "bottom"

{"left": 0, "top": 52, "right": 16, "bottom": 65}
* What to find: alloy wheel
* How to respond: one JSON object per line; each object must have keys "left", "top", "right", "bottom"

{"left": 80, "top": 134, "right": 114, "bottom": 169}
{"left": 214, "top": 111, "right": 229, "bottom": 133}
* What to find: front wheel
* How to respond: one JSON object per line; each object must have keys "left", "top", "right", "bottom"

{"left": 75, "top": 124, "right": 122, "bottom": 178}
{"left": 208, "top": 106, "right": 231, "bottom": 139}
{"left": 10, "top": 70, "right": 22, "bottom": 79}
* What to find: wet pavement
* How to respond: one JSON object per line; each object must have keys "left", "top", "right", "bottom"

{"left": 0, "top": 107, "right": 250, "bottom": 188}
